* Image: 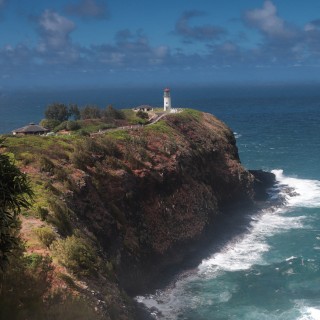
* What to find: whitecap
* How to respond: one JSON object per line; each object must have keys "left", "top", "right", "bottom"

{"left": 198, "top": 207, "right": 304, "bottom": 277}
{"left": 297, "top": 306, "right": 320, "bottom": 320}
{"left": 272, "top": 169, "right": 320, "bottom": 208}
{"left": 136, "top": 169, "right": 318, "bottom": 319}
{"left": 198, "top": 169, "right": 320, "bottom": 277}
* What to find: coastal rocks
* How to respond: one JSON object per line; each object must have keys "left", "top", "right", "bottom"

{"left": 249, "top": 169, "right": 276, "bottom": 201}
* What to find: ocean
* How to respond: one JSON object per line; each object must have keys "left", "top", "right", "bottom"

{"left": 1, "top": 84, "right": 320, "bottom": 319}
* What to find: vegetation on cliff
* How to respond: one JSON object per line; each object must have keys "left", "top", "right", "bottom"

{"left": 0, "top": 139, "right": 100, "bottom": 320}
{"left": 39, "top": 103, "right": 148, "bottom": 133}
{"left": 1, "top": 109, "right": 259, "bottom": 319}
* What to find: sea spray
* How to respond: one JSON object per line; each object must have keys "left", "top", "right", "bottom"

{"left": 136, "top": 171, "right": 320, "bottom": 320}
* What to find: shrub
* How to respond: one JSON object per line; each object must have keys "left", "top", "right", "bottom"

{"left": 53, "top": 121, "right": 68, "bottom": 132}
{"left": 71, "top": 136, "right": 121, "bottom": 170}
{"left": 51, "top": 235, "right": 97, "bottom": 276}
{"left": 20, "top": 152, "right": 36, "bottom": 166}
{"left": 136, "top": 110, "right": 149, "bottom": 119}
{"left": 0, "top": 144, "right": 33, "bottom": 268}
{"left": 39, "top": 156, "right": 55, "bottom": 174}
{"left": 40, "top": 118, "right": 60, "bottom": 130}
{"left": 57, "top": 273, "right": 77, "bottom": 288}
{"left": 0, "top": 252, "right": 53, "bottom": 319}
{"left": 66, "top": 120, "right": 81, "bottom": 131}
{"left": 44, "top": 292, "right": 101, "bottom": 320}
{"left": 35, "top": 226, "right": 57, "bottom": 247}
{"left": 104, "top": 105, "right": 125, "bottom": 120}
{"left": 48, "top": 200, "right": 72, "bottom": 236}
{"left": 130, "top": 117, "right": 148, "bottom": 125}
{"left": 54, "top": 166, "right": 68, "bottom": 181}
{"left": 37, "top": 206, "right": 49, "bottom": 221}
{"left": 77, "top": 129, "right": 90, "bottom": 136}
{"left": 97, "top": 123, "right": 115, "bottom": 131}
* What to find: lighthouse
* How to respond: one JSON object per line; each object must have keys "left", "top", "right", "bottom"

{"left": 163, "top": 88, "right": 171, "bottom": 112}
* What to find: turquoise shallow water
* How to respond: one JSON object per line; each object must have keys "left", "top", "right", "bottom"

{"left": 1, "top": 85, "right": 320, "bottom": 319}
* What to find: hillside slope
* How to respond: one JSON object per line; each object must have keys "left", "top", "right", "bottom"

{"left": 5, "top": 110, "right": 265, "bottom": 319}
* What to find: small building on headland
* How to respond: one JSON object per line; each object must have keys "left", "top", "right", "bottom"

{"left": 12, "top": 123, "right": 49, "bottom": 136}
{"left": 133, "top": 105, "right": 153, "bottom": 112}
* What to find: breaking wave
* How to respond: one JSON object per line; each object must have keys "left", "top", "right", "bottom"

{"left": 136, "top": 170, "right": 320, "bottom": 319}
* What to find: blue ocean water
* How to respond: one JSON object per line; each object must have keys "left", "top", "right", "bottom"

{"left": 1, "top": 85, "right": 320, "bottom": 319}
{"left": 137, "top": 85, "right": 320, "bottom": 320}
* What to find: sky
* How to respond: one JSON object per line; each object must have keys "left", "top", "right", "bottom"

{"left": 2, "top": 0, "right": 320, "bottom": 89}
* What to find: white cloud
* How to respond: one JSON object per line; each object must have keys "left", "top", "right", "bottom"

{"left": 244, "top": 0, "right": 294, "bottom": 39}
{"left": 38, "top": 10, "right": 75, "bottom": 51}
{"left": 91, "top": 30, "right": 170, "bottom": 68}
{"left": 175, "top": 10, "right": 226, "bottom": 42}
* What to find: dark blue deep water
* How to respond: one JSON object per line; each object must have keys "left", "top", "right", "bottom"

{"left": 1, "top": 85, "right": 320, "bottom": 319}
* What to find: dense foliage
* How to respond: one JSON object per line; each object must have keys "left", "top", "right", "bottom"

{"left": 41, "top": 103, "right": 127, "bottom": 133}
{"left": 45, "top": 103, "right": 70, "bottom": 122}
{"left": 0, "top": 139, "right": 33, "bottom": 268}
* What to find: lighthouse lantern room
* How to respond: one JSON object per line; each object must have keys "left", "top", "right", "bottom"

{"left": 163, "top": 88, "right": 171, "bottom": 112}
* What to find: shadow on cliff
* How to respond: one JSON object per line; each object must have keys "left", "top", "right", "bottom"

{"left": 134, "top": 170, "right": 276, "bottom": 319}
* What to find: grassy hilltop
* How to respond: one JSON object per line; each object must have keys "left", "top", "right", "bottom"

{"left": 1, "top": 109, "right": 255, "bottom": 320}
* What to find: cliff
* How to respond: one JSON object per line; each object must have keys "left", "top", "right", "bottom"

{"left": 4, "top": 109, "right": 272, "bottom": 319}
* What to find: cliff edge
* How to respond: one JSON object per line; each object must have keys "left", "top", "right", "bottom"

{"left": 5, "top": 109, "right": 273, "bottom": 319}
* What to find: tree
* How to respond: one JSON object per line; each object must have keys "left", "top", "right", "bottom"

{"left": 80, "top": 105, "right": 102, "bottom": 120}
{"left": 45, "top": 103, "right": 69, "bottom": 122}
{"left": 104, "top": 105, "right": 125, "bottom": 120}
{"left": 39, "top": 118, "right": 60, "bottom": 131}
{"left": 68, "top": 104, "right": 81, "bottom": 121}
{"left": 0, "top": 139, "right": 33, "bottom": 268}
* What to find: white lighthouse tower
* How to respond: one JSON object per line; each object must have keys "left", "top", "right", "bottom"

{"left": 163, "top": 88, "right": 171, "bottom": 112}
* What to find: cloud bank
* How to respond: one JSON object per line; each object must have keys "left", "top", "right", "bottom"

{"left": 1, "top": 1, "right": 320, "bottom": 87}
{"left": 175, "top": 10, "right": 226, "bottom": 42}
{"left": 65, "top": 0, "right": 109, "bottom": 20}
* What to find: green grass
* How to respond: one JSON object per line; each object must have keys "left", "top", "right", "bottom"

{"left": 144, "top": 120, "right": 173, "bottom": 135}
{"left": 51, "top": 235, "right": 97, "bottom": 276}
{"left": 175, "top": 108, "right": 202, "bottom": 121}
{"left": 121, "top": 109, "right": 136, "bottom": 120}
{"left": 106, "top": 129, "right": 130, "bottom": 140}
{"left": 6, "top": 135, "right": 75, "bottom": 153}
{"left": 122, "top": 108, "right": 150, "bottom": 124}
{"left": 153, "top": 107, "right": 164, "bottom": 113}
{"left": 30, "top": 179, "right": 52, "bottom": 211}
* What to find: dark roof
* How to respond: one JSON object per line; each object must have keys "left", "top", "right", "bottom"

{"left": 12, "top": 123, "right": 49, "bottom": 134}
{"left": 136, "top": 105, "right": 153, "bottom": 109}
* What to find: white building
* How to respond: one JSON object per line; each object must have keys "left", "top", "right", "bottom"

{"left": 163, "top": 88, "right": 171, "bottom": 112}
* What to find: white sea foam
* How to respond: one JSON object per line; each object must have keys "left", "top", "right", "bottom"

{"left": 234, "top": 132, "right": 242, "bottom": 139}
{"left": 272, "top": 169, "right": 320, "bottom": 208}
{"left": 297, "top": 305, "right": 320, "bottom": 320}
{"left": 198, "top": 207, "right": 304, "bottom": 276}
{"left": 136, "top": 170, "right": 320, "bottom": 319}
{"left": 199, "top": 170, "right": 320, "bottom": 276}
{"left": 136, "top": 277, "right": 235, "bottom": 320}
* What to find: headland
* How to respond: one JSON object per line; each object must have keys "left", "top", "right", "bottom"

{"left": 1, "top": 108, "right": 274, "bottom": 319}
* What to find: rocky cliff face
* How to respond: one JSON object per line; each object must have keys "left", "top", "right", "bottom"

{"left": 66, "top": 110, "right": 256, "bottom": 294}
{"left": 7, "top": 109, "right": 273, "bottom": 319}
